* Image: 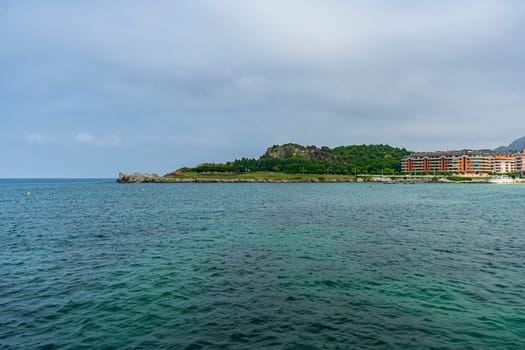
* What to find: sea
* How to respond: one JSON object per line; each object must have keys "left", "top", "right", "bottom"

{"left": 1, "top": 179, "right": 524, "bottom": 349}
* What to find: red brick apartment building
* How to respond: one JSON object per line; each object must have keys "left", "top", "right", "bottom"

{"left": 402, "top": 150, "right": 525, "bottom": 175}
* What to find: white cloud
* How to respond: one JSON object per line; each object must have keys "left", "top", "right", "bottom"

{"left": 26, "top": 133, "right": 45, "bottom": 144}
{"left": 74, "top": 132, "right": 95, "bottom": 144}
{"left": 75, "top": 132, "right": 121, "bottom": 147}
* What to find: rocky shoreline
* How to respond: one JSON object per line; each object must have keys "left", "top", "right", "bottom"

{"left": 117, "top": 172, "right": 358, "bottom": 183}
{"left": 117, "top": 172, "right": 497, "bottom": 184}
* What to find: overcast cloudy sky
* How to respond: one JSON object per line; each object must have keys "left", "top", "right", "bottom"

{"left": 2, "top": 1, "right": 525, "bottom": 177}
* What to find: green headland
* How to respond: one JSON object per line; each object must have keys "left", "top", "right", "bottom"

{"left": 117, "top": 143, "right": 489, "bottom": 183}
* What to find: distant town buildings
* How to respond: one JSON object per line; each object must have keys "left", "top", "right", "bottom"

{"left": 402, "top": 150, "right": 525, "bottom": 175}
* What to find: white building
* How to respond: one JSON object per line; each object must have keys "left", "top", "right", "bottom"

{"left": 492, "top": 155, "right": 517, "bottom": 174}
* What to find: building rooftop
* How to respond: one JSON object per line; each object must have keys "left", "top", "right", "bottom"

{"left": 407, "top": 149, "right": 494, "bottom": 157}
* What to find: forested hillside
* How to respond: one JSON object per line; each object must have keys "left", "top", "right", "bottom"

{"left": 176, "top": 143, "right": 410, "bottom": 175}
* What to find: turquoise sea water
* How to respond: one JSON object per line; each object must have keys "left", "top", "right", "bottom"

{"left": 1, "top": 179, "right": 524, "bottom": 349}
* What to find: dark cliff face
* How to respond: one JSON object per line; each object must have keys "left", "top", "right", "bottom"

{"left": 262, "top": 144, "right": 342, "bottom": 162}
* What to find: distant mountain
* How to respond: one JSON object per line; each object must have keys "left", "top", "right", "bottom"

{"left": 494, "top": 136, "right": 525, "bottom": 152}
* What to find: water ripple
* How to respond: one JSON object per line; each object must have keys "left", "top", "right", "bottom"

{"left": 1, "top": 181, "right": 525, "bottom": 348}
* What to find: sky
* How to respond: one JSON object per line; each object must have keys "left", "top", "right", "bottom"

{"left": 1, "top": 0, "right": 525, "bottom": 177}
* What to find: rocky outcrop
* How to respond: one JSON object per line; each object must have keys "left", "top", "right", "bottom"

{"left": 117, "top": 172, "right": 162, "bottom": 183}
{"left": 263, "top": 143, "right": 342, "bottom": 162}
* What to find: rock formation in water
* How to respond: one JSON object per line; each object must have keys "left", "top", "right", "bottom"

{"left": 117, "top": 172, "right": 162, "bottom": 183}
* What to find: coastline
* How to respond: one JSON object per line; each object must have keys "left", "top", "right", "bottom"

{"left": 117, "top": 172, "right": 525, "bottom": 184}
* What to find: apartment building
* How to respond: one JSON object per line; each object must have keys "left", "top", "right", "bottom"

{"left": 492, "top": 155, "right": 516, "bottom": 174}
{"left": 516, "top": 150, "right": 525, "bottom": 174}
{"left": 402, "top": 150, "right": 522, "bottom": 174}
